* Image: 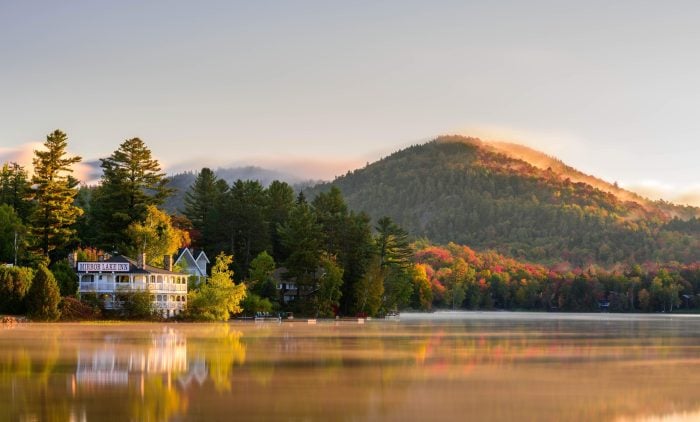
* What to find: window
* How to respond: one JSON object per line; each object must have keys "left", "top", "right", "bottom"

{"left": 117, "top": 275, "right": 129, "bottom": 283}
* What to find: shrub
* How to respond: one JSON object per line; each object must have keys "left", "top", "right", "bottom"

{"left": 26, "top": 265, "right": 61, "bottom": 321}
{"left": 59, "top": 297, "right": 101, "bottom": 321}
{"left": 121, "top": 291, "right": 155, "bottom": 320}
{"left": 50, "top": 260, "right": 78, "bottom": 297}
{"left": 0, "top": 266, "right": 34, "bottom": 314}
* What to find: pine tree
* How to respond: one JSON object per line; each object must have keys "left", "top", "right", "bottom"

{"left": 26, "top": 265, "right": 61, "bottom": 321}
{"left": 30, "top": 130, "right": 83, "bottom": 259}
{"left": 0, "top": 162, "right": 33, "bottom": 222}
{"left": 183, "top": 168, "right": 224, "bottom": 246}
{"left": 91, "top": 138, "right": 173, "bottom": 251}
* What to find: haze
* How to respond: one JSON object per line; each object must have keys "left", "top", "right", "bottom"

{"left": 2, "top": 1, "right": 699, "bottom": 202}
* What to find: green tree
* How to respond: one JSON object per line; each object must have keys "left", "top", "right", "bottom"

{"left": 0, "top": 162, "right": 33, "bottom": 222}
{"left": 26, "top": 265, "right": 61, "bottom": 321}
{"left": 354, "top": 257, "right": 384, "bottom": 316}
{"left": 187, "top": 253, "right": 246, "bottom": 321}
{"left": 248, "top": 251, "right": 277, "bottom": 301}
{"left": 316, "top": 256, "right": 343, "bottom": 318}
{"left": 50, "top": 260, "right": 78, "bottom": 297}
{"left": 278, "top": 201, "right": 322, "bottom": 302}
{"left": 91, "top": 138, "right": 172, "bottom": 251}
{"left": 265, "top": 181, "right": 295, "bottom": 262}
{"left": 121, "top": 290, "right": 155, "bottom": 320}
{"left": 183, "top": 168, "right": 226, "bottom": 248}
{"left": 0, "top": 204, "right": 28, "bottom": 265}
{"left": 0, "top": 265, "right": 34, "bottom": 314}
{"left": 30, "top": 130, "right": 82, "bottom": 259}
{"left": 127, "top": 205, "right": 189, "bottom": 267}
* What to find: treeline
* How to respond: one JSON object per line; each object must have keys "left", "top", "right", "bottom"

{"left": 308, "top": 138, "right": 700, "bottom": 266}
{"left": 0, "top": 129, "right": 420, "bottom": 319}
{"left": 182, "top": 167, "right": 416, "bottom": 316}
{"left": 415, "top": 242, "right": 699, "bottom": 312}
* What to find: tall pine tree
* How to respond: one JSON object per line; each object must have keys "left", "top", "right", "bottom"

{"left": 30, "top": 130, "right": 82, "bottom": 260}
{"left": 91, "top": 138, "right": 172, "bottom": 252}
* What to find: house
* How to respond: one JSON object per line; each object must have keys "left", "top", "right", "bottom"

{"left": 76, "top": 253, "right": 188, "bottom": 318}
{"left": 174, "top": 248, "right": 209, "bottom": 284}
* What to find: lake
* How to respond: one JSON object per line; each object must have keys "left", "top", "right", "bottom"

{"left": 2, "top": 312, "right": 700, "bottom": 421}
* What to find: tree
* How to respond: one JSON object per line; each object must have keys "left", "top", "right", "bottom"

{"left": 410, "top": 264, "right": 433, "bottom": 311}
{"left": 187, "top": 253, "right": 246, "bottom": 321}
{"left": 278, "top": 201, "right": 322, "bottom": 301}
{"left": 0, "top": 162, "right": 33, "bottom": 222}
{"left": 121, "top": 290, "right": 155, "bottom": 320}
{"left": 0, "top": 265, "right": 34, "bottom": 314}
{"left": 183, "top": 168, "right": 226, "bottom": 248}
{"left": 26, "top": 265, "right": 61, "bottom": 321}
{"left": 248, "top": 251, "right": 277, "bottom": 301}
{"left": 265, "top": 181, "right": 295, "bottom": 262}
{"left": 30, "top": 130, "right": 82, "bottom": 259}
{"left": 226, "top": 180, "right": 270, "bottom": 276}
{"left": 127, "top": 205, "right": 189, "bottom": 267}
{"left": 375, "top": 217, "right": 414, "bottom": 311}
{"left": 354, "top": 257, "right": 384, "bottom": 316}
{"left": 50, "top": 259, "right": 78, "bottom": 297}
{"left": 91, "top": 138, "right": 172, "bottom": 251}
{"left": 314, "top": 255, "right": 343, "bottom": 318}
{"left": 0, "top": 204, "right": 27, "bottom": 265}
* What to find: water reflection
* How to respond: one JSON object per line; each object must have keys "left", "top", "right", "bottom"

{"left": 1, "top": 314, "right": 700, "bottom": 421}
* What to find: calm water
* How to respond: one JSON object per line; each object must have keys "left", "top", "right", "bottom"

{"left": 3, "top": 312, "right": 700, "bottom": 421}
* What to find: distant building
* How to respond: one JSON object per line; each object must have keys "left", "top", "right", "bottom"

{"left": 174, "top": 248, "right": 209, "bottom": 284}
{"left": 76, "top": 253, "right": 188, "bottom": 318}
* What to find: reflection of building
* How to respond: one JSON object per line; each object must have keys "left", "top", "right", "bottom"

{"left": 75, "top": 329, "right": 192, "bottom": 388}
{"left": 76, "top": 254, "right": 188, "bottom": 318}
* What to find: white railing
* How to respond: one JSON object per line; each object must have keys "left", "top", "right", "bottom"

{"left": 79, "top": 282, "right": 187, "bottom": 293}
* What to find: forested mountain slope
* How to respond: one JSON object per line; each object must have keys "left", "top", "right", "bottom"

{"left": 308, "top": 136, "right": 700, "bottom": 266}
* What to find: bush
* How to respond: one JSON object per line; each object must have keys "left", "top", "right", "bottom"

{"left": 241, "top": 293, "right": 274, "bottom": 315}
{"left": 26, "top": 265, "right": 61, "bottom": 321}
{"left": 50, "top": 260, "right": 78, "bottom": 297}
{"left": 0, "top": 266, "right": 34, "bottom": 314}
{"left": 121, "top": 291, "right": 155, "bottom": 320}
{"left": 59, "top": 297, "right": 101, "bottom": 321}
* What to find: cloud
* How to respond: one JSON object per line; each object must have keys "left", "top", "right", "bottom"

{"left": 164, "top": 155, "right": 366, "bottom": 181}
{"left": 0, "top": 142, "right": 100, "bottom": 184}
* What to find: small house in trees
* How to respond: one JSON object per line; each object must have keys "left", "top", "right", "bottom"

{"left": 76, "top": 253, "right": 188, "bottom": 318}
{"left": 174, "top": 248, "right": 209, "bottom": 283}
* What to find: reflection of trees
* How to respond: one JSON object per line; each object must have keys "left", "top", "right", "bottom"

{"left": 186, "top": 324, "right": 246, "bottom": 392}
{"left": 4, "top": 320, "right": 700, "bottom": 421}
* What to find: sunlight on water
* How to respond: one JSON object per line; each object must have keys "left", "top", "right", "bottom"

{"left": 2, "top": 313, "right": 700, "bottom": 421}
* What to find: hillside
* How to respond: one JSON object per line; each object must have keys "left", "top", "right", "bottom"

{"left": 308, "top": 136, "right": 700, "bottom": 266}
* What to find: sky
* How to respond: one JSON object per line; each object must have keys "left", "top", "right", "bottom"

{"left": 2, "top": 1, "right": 700, "bottom": 203}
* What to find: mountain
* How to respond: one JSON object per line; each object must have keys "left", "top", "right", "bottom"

{"left": 307, "top": 135, "right": 700, "bottom": 266}
{"left": 163, "top": 166, "right": 319, "bottom": 213}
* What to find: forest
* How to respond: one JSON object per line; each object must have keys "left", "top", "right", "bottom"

{"left": 3, "top": 131, "right": 700, "bottom": 321}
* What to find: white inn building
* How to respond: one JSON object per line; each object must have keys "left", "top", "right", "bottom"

{"left": 77, "top": 254, "right": 188, "bottom": 318}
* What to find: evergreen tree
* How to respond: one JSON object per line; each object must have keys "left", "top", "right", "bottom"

{"left": 0, "top": 162, "right": 33, "bottom": 222}
{"left": 91, "top": 138, "right": 172, "bottom": 251}
{"left": 315, "top": 255, "right": 343, "bottom": 318}
{"left": 278, "top": 200, "right": 322, "bottom": 302}
{"left": 0, "top": 205, "right": 26, "bottom": 265}
{"left": 26, "top": 265, "right": 61, "bottom": 321}
{"left": 183, "top": 168, "right": 225, "bottom": 246}
{"left": 265, "top": 180, "right": 295, "bottom": 262}
{"left": 30, "top": 130, "right": 82, "bottom": 259}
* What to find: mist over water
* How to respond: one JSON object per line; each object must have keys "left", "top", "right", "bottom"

{"left": 2, "top": 314, "right": 700, "bottom": 421}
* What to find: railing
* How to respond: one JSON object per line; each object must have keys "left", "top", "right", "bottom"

{"left": 79, "top": 282, "right": 187, "bottom": 293}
